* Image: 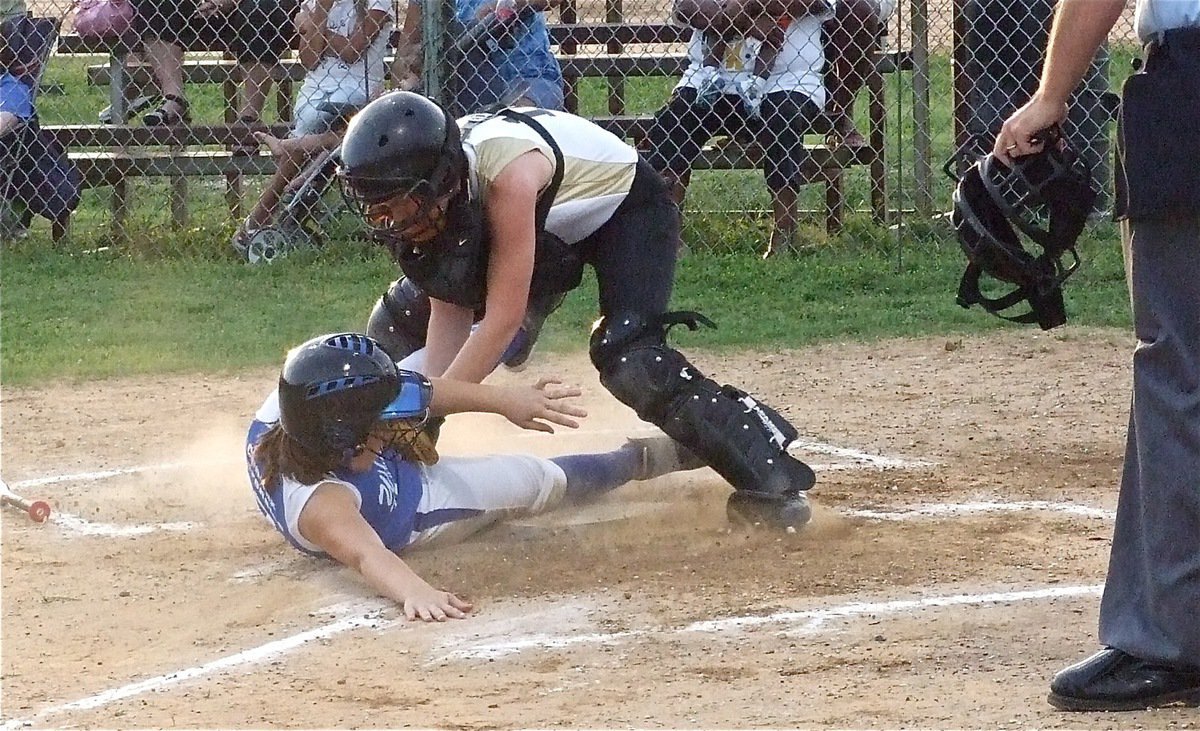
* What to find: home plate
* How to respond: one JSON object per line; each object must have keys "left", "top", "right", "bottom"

{"left": 503, "top": 501, "right": 670, "bottom": 538}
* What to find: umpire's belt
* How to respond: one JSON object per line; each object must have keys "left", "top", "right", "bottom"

{"left": 1144, "top": 26, "right": 1200, "bottom": 63}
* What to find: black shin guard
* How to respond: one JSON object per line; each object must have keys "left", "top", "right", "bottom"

{"left": 591, "top": 313, "right": 815, "bottom": 523}
{"left": 366, "top": 277, "right": 432, "bottom": 361}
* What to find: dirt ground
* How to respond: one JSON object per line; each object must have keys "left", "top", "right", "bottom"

{"left": 3, "top": 328, "right": 1196, "bottom": 729}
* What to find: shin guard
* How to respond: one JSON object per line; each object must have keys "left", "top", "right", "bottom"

{"left": 590, "top": 313, "right": 816, "bottom": 509}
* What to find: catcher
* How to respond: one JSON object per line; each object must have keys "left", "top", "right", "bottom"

{"left": 246, "top": 332, "right": 702, "bottom": 621}
{"left": 336, "top": 90, "right": 816, "bottom": 531}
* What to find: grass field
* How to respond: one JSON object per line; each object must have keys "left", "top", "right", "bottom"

{"left": 1, "top": 47, "right": 1138, "bottom": 385}
{"left": 0, "top": 217, "right": 1131, "bottom": 385}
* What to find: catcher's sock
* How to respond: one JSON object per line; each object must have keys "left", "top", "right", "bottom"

{"left": 552, "top": 444, "right": 644, "bottom": 501}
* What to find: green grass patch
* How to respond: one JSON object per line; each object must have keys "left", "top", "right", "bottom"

{"left": 1, "top": 46, "right": 1137, "bottom": 385}
{"left": 0, "top": 217, "right": 1131, "bottom": 385}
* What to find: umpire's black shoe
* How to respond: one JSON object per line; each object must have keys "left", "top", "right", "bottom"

{"left": 1048, "top": 648, "right": 1200, "bottom": 711}
{"left": 726, "top": 492, "right": 812, "bottom": 531}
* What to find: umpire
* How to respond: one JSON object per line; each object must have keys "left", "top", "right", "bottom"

{"left": 994, "top": 0, "right": 1200, "bottom": 713}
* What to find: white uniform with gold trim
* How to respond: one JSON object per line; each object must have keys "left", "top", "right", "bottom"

{"left": 458, "top": 109, "right": 639, "bottom": 244}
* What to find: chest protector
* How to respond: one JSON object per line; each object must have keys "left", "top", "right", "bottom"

{"left": 391, "top": 109, "right": 584, "bottom": 311}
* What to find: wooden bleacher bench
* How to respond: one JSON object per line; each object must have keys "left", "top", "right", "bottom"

{"left": 49, "top": 20, "right": 910, "bottom": 241}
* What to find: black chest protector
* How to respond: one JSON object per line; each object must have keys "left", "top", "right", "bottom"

{"left": 390, "top": 109, "right": 584, "bottom": 311}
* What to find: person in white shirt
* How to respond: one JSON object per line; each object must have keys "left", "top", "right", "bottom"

{"left": 248, "top": 331, "right": 701, "bottom": 621}
{"left": 644, "top": 0, "right": 833, "bottom": 260}
{"left": 232, "top": 0, "right": 393, "bottom": 259}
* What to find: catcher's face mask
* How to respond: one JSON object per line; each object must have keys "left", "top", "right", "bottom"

{"left": 365, "top": 187, "right": 457, "bottom": 247}
{"left": 950, "top": 131, "right": 1099, "bottom": 330}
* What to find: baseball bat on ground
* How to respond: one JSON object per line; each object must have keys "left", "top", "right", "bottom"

{"left": 0, "top": 479, "right": 51, "bottom": 523}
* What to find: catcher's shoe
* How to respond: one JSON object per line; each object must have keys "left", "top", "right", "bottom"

{"left": 726, "top": 491, "right": 812, "bottom": 531}
{"left": 502, "top": 291, "right": 567, "bottom": 371}
{"left": 627, "top": 435, "right": 707, "bottom": 481}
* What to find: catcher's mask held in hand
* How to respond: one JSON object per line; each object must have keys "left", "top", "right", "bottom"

{"left": 950, "top": 131, "right": 1099, "bottom": 330}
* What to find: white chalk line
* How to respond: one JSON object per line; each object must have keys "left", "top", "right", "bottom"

{"left": 230, "top": 497, "right": 1117, "bottom": 583}
{"left": 434, "top": 584, "right": 1106, "bottom": 662}
{"left": 49, "top": 514, "right": 200, "bottom": 537}
{"left": 33, "top": 496, "right": 1112, "bottom": 541}
{"left": 846, "top": 500, "right": 1116, "bottom": 521}
{"left": 0, "top": 602, "right": 395, "bottom": 731}
{"left": 8, "top": 460, "right": 227, "bottom": 489}
{"left": 1, "top": 583, "right": 1103, "bottom": 728}
{"left": 4, "top": 435, "right": 936, "bottom": 493}
{"left": 790, "top": 437, "right": 937, "bottom": 468}
{"left": 4, "top": 435, "right": 937, "bottom": 537}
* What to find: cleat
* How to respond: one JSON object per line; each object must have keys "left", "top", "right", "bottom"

{"left": 726, "top": 491, "right": 812, "bottom": 531}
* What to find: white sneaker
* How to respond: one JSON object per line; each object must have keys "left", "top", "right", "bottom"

{"left": 732, "top": 75, "right": 767, "bottom": 118}
{"left": 98, "top": 94, "right": 159, "bottom": 125}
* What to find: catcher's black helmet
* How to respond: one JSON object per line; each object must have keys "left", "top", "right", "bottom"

{"left": 278, "top": 333, "right": 428, "bottom": 458}
{"left": 950, "top": 132, "right": 1098, "bottom": 330}
{"left": 336, "top": 91, "right": 465, "bottom": 228}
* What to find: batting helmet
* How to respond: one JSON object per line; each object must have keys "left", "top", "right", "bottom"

{"left": 277, "top": 333, "right": 431, "bottom": 459}
{"left": 951, "top": 132, "right": 1098, "bottom": 330}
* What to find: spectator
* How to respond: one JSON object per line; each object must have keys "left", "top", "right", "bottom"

{"left": 247, "top": 331, "right": 701, "bottom": 621}
{"left": 824, "top": 0, "right": 891, "bottom": 147}
{"left": 129, "top": 0, "right": 296, "bottom": 131}
{"left": 231, "top": 0, "right": 393, "bottom": 257}
{"left": 645, "top": 0, "right": 833, "bottom": 259}
{"left": 0, "top": 0, "right": 30, "bottom": 140}
{"left": 395, "top": 0, "right": 565, "bottom": 114}
{"left": 2, "top": 7, "right": 80, "bottom": 240}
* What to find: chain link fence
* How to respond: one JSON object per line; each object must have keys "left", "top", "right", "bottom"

{"left": 0, "top": 0, "right": 1139, "bottom": 255}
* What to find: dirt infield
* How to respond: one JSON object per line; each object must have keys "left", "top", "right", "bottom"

{"left": 3, "top": 328, "right": 1191, "bottom": 729}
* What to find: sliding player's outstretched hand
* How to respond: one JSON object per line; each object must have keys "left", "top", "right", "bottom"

{"left": 499, "top": 378, "right": 587, "bottom": 432}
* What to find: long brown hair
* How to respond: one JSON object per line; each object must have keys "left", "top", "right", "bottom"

{"left": 255, "top": 424, "right": 345, "bottom": 489}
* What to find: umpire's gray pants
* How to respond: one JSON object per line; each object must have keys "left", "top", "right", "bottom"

{"left": 1098, "top": 217, "right": 1200, "bottom": 668}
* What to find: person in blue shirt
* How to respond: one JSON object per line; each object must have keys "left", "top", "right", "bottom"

{"left": 246, "top": 332, "right": 702, "bottom": 621}
{"left": 393, "top": 0, "right": 565, "bottom": 114}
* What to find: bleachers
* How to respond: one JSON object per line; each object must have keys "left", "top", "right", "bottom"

{"left": 45, "top": 20, "right": 909, "bottom": 241}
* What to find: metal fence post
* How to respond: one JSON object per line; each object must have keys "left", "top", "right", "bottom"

{"left": 421, "top": 0, "right": 449, "bottom": 102}
{"left": 909, "top": 0, "right": 933, "bottom": 215}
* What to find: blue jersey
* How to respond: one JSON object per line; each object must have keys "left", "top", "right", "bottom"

{"left": 245, "top": 399, "right": 425, "bottom": 558}
{"left": 454, "top": 0, "right": 564, "bottom": 101}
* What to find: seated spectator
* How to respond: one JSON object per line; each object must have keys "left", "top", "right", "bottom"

{"left": 128, "top": 0, "right": 296, "bottom": 133}
{"left": 824, "top": 0, "right": 891, "bottom": 147}
{"left": 231, "top": 0, "right": 393, "bottom": 258}
{"left": 1, "top": 8, "right": 80, "bottom": 240}
{"left": 0, "top": 10, "right": 33, "bottom": 144}
{"left": 395, "top": 0, "right": 565, "bottom": 114}
{"left": 645, "top": 0, "right": 832, "bottom": 259}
